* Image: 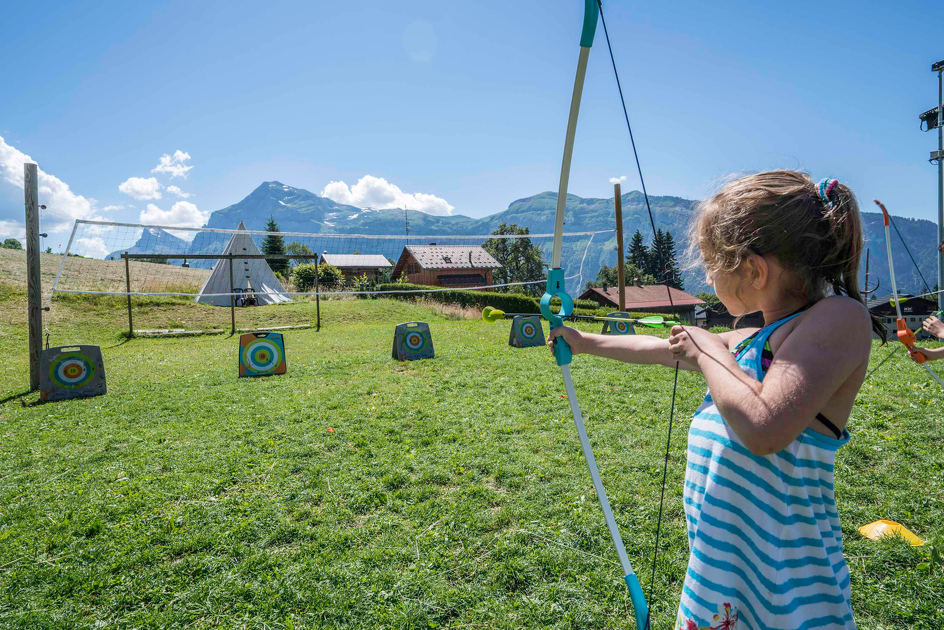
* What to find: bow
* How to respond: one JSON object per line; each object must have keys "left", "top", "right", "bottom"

{"left": 539, "top": 2, "right": 678, "bottom": 627}
{"left": 875, "top": 199, "right": 944, "bottom": 388}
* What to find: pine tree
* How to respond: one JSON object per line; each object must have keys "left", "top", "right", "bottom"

{"left": 627, "top": 230, "right": 649, "bottom": 270}
{"left": 663, "top": 231, "right": 684, "bottom": 289}
{"left": 647, "top": 229, "right": 666, "bottom": 280}
{"left": 262, "top": 216, "right": 288, "bottom": 274}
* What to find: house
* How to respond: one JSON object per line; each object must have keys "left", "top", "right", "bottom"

{"left": 578, "top": 282, "right": 705, "bottom": 324}
{"left": 320, "top": 253, "right": 392, "bottom": 284}
{"left": 391, "top": 245, "right": 503, "bottom": 288}
{"left": 694, "top": 304, "right": 764, "bottom": 329}
{"left": 868, "top": 293, "right": 939, "bottom": 340}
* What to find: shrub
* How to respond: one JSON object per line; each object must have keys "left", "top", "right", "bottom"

{"left": 292, "top": 264, "right": 318, "bottom": 292}
{"left": 375, "top": 283, "right": 541, "bottom": 314}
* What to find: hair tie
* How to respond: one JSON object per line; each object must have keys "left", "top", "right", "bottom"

{"left": 817, "top": 178, "right": 838, "bottom": 205}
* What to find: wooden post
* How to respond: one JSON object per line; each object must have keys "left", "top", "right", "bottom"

{"left": 315, "top": 253, "right": 321, "bottom": 332}
{"left": 125, "top": 256, "right": 134, "bottom": 337}
{"left": 229, "top": 259, "right": 236, "bottom": 335}
{"left": 25, "top": 163, "right": 41, "bottom": 391}
{"left": 614, "top": 182, "right": 626, "bottom": 311}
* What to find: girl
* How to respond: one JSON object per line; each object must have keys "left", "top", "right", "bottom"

{"left": 549, "top": 171, "right": 879, "bottom": 629}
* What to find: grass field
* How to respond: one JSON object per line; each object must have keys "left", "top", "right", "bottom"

{"left": 1, "top": 274, "right": 943, "bottom": 628}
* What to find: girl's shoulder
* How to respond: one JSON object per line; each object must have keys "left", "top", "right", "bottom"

{"left": 769, "top": 295, "right": 872, "bottom": 353}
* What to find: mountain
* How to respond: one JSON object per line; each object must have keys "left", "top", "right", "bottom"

{"left": 106, "top": 227, "right": 191, "bottom": 262}
{"left": 132, "top": 181, "right": 941, "bottom": 296}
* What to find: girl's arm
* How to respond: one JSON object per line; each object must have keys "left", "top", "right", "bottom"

{"left": 670, "top": 297, "right": 872, "bottom": 455}
{"left": 911, "top": 345, "right": 944, "bottom": 361}
{"left": 548, "top": 325, "right": 728, "bottom": 371}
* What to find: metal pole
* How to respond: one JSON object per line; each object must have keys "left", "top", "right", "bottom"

{"left": 315, "top": 254, "right": 321, "bottom": 332}
{"left": 614, "top": 182, "right": 626, "bottom": 310}
{"left": 863, "top": 248, "right": 869, "bottom": 294}
{"left": 125, "top": 257, "right": 133, "bottom": 337}
{"left": 24, "top": 163, "right": 41, "bottom": 391}
{"left": 938, "top": 69, "right": 943, "bottom": 310}
{"left": 229, "top": 259, "right": 236, "bottom": 335}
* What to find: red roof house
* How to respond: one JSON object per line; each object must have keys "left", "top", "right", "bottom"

{"left": 578, "top": 283, "right": 705, "bottom": 323}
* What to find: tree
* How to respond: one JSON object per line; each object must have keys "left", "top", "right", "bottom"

{"left": 482, "top": 223, "right": 546, "bottom": 296}
{"left": 646, "top": 229, "right": 683, "bottom": 290}
{"left": 262, "top": 216, "right": 288, "bottom": 274}
{"left": 696, "top": 291, "right": 721, "bottom": 309}
{"left": 2, "top": 238, "right": 22, "bottom": 250}
{"left": 627, "top": 230, "right": 648, "bottom": 270}
{"left": 589, "top": 265, "right": 619, "bottom": 289}
{"left": 45, "top": 246, "right": 52, "bottom": 254}
{"left": 285, "top": 242, "right": 315, "bottom": 266}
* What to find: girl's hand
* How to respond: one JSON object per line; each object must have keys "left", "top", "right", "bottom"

{"left": 909, "top": 346, "right": 929, "bottom": 363}
{"left": 922, "top": 315, "right": 944, "bottom": 340}
{"left": 668, "top": 325, "right": 727, "bottom": 368}
{"left": 547, "top": 325, "right": 586, "bottom": 356}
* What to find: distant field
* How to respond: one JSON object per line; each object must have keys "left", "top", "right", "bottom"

{"left": 0, "top": 255, "right": 942, "bottom": 628}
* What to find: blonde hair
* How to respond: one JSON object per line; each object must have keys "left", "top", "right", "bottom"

{"left": 691, "top": 170, "right": 884, "bottom": 339}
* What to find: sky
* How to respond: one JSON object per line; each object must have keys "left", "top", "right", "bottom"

{"left": 1, "top": 0, "right": 941, "bottom": 251}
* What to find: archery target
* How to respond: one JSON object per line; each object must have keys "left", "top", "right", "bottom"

{"left": 39, "top": 345, "right": 107, "bottom": 402}
{"left": 239, "top": 332, "right": 287, "bottom": 377}
{"left": 392, "top": 322, "right": 435, "bottom": 360}
{"left": 404, "top": 330, "right": 426, "bottom": 353}
{"left": 50, "top": 354, "right": 95, "bottom": 388}
{"left": 509, "top": 316, "right": 545, "bottom": 348}
{"left": 602, "top": 312, "right": 635, "bottom": 336}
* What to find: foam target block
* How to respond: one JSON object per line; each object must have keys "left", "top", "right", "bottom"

{"left": 509, "top": 315, "right": 545, "bottom": 348}
{"left": 392, "top": 322, "right": 435, "bottom": 361}
{"left": 40, "top": 345, "right": 107, "bottom": 402}
{"left": 601, "top": 312, "right": 635, "bottom": 335}
{"left": 239, "top": 332, "right": 287, "bottom": 377}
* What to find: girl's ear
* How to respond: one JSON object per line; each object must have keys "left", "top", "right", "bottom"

{"left": 749, "top": 254, "right": 769, "bottom": 289}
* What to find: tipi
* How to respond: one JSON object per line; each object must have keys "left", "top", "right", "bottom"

{"left": 195, "top": 222, "right": 292, "bottom": 306}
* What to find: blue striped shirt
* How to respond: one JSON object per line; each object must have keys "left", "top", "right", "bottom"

{"left": 676, "top": 312, "right": 855, "bottom": 630}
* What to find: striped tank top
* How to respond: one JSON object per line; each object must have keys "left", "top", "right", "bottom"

{"left": 676, "top": 311, "right": 855, "bottom": 630}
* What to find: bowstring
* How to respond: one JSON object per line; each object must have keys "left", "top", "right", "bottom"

{"left": 888, "top": 214, "right": 933, "bottom": 296}
{"left": 597, "top": 2, "right": 678, "bottom": 627}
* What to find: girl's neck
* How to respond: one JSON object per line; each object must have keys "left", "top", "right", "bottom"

{"left": 760, "top": 298, "right": 809, "bottom": 326}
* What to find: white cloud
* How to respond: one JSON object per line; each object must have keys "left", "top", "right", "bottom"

{"left": 151, "top": 150, "right": 192, "bottom": 178}
{"left": 75, "top": 236, "right": 110, "bottom": 259}
{"left": 0, "top": 134, "right": 99, "bottom": 232}
{"left": 139, "top": 201, "right": 209, "bottom": 227}
{"left": 166, "top": 185, "right": 191, "bottom": 198}
{"left": 119, "top": 176, "right": 162, "bottom": 200}
{"left": 102, "top": 204, "right": 124, "bottom": 212}
{"left": 609, "top": 175, "right": 627, "bottom": 185}
{"left": 0, "top": 219, "right": 25, "bottom": 241}
{"left": 320, "top": 175, "right": 454, "bottom": 216}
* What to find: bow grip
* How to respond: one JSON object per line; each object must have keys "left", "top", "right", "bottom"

{"left": 541, "top": 268, "right": 574, "bottom": 366}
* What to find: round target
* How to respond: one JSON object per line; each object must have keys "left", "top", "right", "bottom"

{"left": 49, "top": 354, "right": 95, "bottom": 389}
{"left": 243, "top": 338, "right": 282, "bottom": 373}
{"left": 404, "top": 330, "right": 426, "bottom": 352}
{"left": 614, "top": 320, "right": 630, "bottom": 334}
{"left": 519, "top": 320, "right": 539, "bottom": 340}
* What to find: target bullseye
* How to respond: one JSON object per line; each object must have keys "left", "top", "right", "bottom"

{"left": 392, "top": 322, "right": 435, "bottom": 361}
{"left": 40, "top": 345, "right": 107, "bottom": 402}
{"left": 50, "top": 354, "right": 95, "bottom": 388}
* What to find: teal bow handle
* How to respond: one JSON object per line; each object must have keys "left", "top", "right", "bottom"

{"left": 541, "top": 268, "right": 574, "bottom": 366}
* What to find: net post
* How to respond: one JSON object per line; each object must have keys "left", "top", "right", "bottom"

{"left": 229, "top": 258, "right": 236, "bottom": 335}
{"left": 614, "top": 182, "right": 626, "bottom": 311}
{"left": 124, "top": 256, "right": 134, "bottom": 337}
{"left": 315, "top": 253, "right": 321, "bottom": 332}
{"left": 24, "top": 163, "right": 41, "bottom": 391}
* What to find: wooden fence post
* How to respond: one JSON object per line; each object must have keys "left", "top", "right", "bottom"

{"left": 125, "top": 256, "right": 134, "bottom": 337}
{"left": 315, "top": 253, "right": 321, "bottom": 332}
{"left": 614, "top": 182, "right": 626, "bottom": 311}
{"left": 25, "top": 163, "right": 41, "bottom": 391}
{"left": 229, "top": 258, "right": 236, "bottom": 335}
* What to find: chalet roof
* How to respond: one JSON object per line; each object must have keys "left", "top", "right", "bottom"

{"left": 321, "top": 254, "right": 392, "bottom": 269}
{"left": 579, "top": 284, "right": 705, "bottom": 309}
{"left": 405, "top": 245, "right": 502, "bottom": 270}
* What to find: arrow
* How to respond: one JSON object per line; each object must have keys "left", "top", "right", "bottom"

{"left": 482, "top": 306, "right": 678, "bottom": 328}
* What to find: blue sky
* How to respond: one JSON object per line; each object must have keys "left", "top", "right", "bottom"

{"left": 0, "top": 0, "right": 941, "bottom": 250}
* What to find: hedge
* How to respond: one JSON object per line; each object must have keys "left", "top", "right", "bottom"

{"left": 374, "top": 283, "right": 540, "bottom": 314}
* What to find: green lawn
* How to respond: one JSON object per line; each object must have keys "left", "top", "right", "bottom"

{"left": 0, "top": 296, "right": 942, "bottom": 628}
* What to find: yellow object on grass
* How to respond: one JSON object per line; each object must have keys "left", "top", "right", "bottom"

{"left": 858, "top": 520, "right": 924, "bottom": 546}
